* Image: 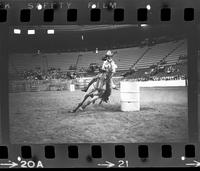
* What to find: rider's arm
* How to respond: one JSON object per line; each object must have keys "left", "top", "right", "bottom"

{"left": 113, "top": 61, "right": 118, "bottom": 68}
{"left": 98, "top": 61, "right": 106, "bottom": 73}
{"left": 111, "top": 61, "right": 118, "bottom": 73}
{"left": 101, "top": 61, "right": 107, "bottom": 70}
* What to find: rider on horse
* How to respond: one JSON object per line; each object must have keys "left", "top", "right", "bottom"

{"left": 72, "top": 51, "right": 117, "bottom": 112}
{"left": 81, "top": 50, "right": 118, "bottom": 92}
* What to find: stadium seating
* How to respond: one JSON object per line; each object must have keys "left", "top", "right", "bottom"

{"left": 165, "top": 40, "right": 187, "bottom": 65}
{"left": 135, "top": 40, "right": 187, "bottom": 68}
{"left": 9, "top": 39, "right": 187, "bottom": 80}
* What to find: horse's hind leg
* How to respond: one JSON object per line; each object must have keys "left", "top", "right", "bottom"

{"left": 99, "top": 99, "right": 103, "bottom": 105}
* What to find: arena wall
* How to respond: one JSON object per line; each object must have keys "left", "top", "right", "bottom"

{"left": 9, "top": 80, "right": 75, "bottom": 93}
{"left": 9, "top": 78, "right": 187, "bottom": 94}
{"left": 138, "top": 80, "right": 186, "bottom": 87}
{"left": 140, "top": 87, "right": 187, "bottom": 104}
{"left": 121, "top": 80, "right": 187, "bottom": 104}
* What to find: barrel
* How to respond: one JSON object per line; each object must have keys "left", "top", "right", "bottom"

{"left": 120, "top": 81, "right": 140, "bottom": 111}
{"left": 78, "top": 78, "right": 85, "bottom": 89}
{"left": 69, "top": 84, "right": 75, "bottom": 92}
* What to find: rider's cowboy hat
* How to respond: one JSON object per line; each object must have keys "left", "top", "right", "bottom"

{"left": 102, "top": 50, "right": 114, "bottom": 61}
{"left": 106, "top": 50, "right": 114, "bottom": 57}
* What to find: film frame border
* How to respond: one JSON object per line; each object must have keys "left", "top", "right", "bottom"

{"left": 0, "top": 0, "right": 199, "bottom": 168}
{"left": 0, "top": 0, "right": 199, "bottom": 25}
{"left": 0, "top": 143, "right": 199, "bottom": 168}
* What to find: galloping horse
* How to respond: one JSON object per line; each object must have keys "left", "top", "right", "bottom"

{"left": 71, "top": 70, "right": 112, "bottom": 113}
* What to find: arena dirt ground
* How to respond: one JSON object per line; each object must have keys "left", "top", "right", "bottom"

{"left": 9, "top": 87, "right": 188, "bottom": 143}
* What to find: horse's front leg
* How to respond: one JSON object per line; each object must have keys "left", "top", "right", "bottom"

{"left": 99, "top": 99, "right": 103, "bottom": 105}
{"left": 72, "top": 90, "right": 96, "bottom": 112}
{"left": 72, "top": 94, "right": 90, "bottom": 112}
{"left": 82, "top": 96, "right": 100, "bottom": 110}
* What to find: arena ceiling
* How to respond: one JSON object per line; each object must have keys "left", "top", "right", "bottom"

{"left": 8, "top": 24, "right": 187, "bottom": 54}
{"left": 17, "top": 24, "right": 134, "bottom": 31}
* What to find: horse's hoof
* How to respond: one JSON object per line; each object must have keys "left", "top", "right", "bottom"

{"left": 69, "top": 110, "right": 75, "bottom": 113}
{"left": 79, "top": 107, "right": 84, "bottom": 111}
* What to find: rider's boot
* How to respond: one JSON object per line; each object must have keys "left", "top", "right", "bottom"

{"left": 79, "top": 107, "right": 84, "bottom": 111}
{"left": 112, "top": 83, "right": 118, "bottom": 90}
{"left": 81, "top": 78, "right": 96, "bottom": 92}
{"left": 113, "top": 86, "right": 119, "bottom": 90}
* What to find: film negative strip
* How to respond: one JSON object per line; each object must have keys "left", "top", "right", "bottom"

{"left": 0, "top": 0, "right": 200, "bottom": 168}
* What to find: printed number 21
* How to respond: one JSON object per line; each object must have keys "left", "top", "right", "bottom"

{"left": 118, "top": 160, "right": 129, "bottom": 167}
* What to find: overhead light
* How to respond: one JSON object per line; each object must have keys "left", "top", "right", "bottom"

{"left": 91, "top": 4, "right": 97, "bottom": 9}
{"left": 14, "top": 29, "right": 21, "bottom": 34}
{"left": 95, "top": 48, "right": 98, "bottom": 54}
{"left": 28, "top": 30, "right": 35, "bottom": 35}
{"left": 146, "top": 4, "right": 151, "bottom": 10}
{"left": 140, "top": 24, "right": 148, "bottom": 27}
{"left": 47, "top": 29, "right": 55, "bottom": 34}
{"left": 36, "top": 3, "right": 43, "bottom": 10}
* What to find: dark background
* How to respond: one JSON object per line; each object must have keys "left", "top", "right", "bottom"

{"left": 9, "top": 24, "right": 186, "bottom": 53}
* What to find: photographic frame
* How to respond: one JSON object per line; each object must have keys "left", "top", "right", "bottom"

{"left": 0, "top": 0, "right": 199, "bottom": 168}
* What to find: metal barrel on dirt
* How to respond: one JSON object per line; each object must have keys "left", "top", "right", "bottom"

{"left": 120, "top": 81, "right": 140, "bottom": 111}
{"left": 69, "top": 84, "right": 75, "bottom": 91}
{"left": 78, "top": 78, "right": 85, "bottom": 89}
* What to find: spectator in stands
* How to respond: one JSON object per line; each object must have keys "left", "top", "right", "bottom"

{"left": 23, "top": 67, "right": 71, "bottom": 81}
{"left": 81, "top": 50, "right": 118, "bottom": 92}
{"left": 166, "top": 65, "right": 172, "bottom": 74}
{"left": 158, "top": 59, "right": 166, "bottom": 65}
